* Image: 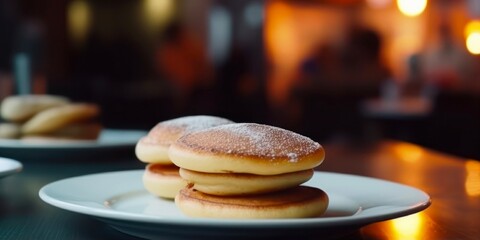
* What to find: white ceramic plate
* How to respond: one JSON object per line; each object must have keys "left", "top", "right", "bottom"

{"left": 0, "top": 157, "right": 22, "bottom": 178}
{"left": 39, "top": 170, "right": 431, "bottom": 239}
{"left": 0, "top": 129, "right": 146, "bottom": 148}
{"left": 0, "top": 129, "right": 146, "bottom": 160}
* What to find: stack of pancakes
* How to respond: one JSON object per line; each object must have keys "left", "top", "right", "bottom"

{"left": 170, "top": 123, "right": 329, "bottom": 219}
{"left": 135, "top": 115, "right": 234, "bottom": 199}
{"left": 0, "top": 95, "right": 101, "bottom": 141}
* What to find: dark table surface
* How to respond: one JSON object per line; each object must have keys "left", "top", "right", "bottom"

{"left": 1, "top": 140, "right": 479, "bottom": 239}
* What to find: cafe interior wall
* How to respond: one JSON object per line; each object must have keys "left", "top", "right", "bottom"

{"left": 0, "top": 0, "right": 479, "bottom": 159}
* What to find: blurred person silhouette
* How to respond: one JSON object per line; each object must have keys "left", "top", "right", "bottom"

{"left": 402, "top": 52, "right": 439, "bottom": 101}
{"left": 339, "top": 24, "right": 389, "bottom": 94}
{"left": 402, "top": 53, "right": 425, "bottom": 97}
{"left": 299, "top": 24, "right": 388, "bottom": 97}
{"left": 422, "top": 19, "right": 477, "bottom": 94}
{"left": 154, "top": 22, "right": 215, "bottom": 116}
{"left": 296, "top": 24, "right": 389, "bottom": 140}
{"left": 299, "top": 44, "right": 342, "bottom": 95}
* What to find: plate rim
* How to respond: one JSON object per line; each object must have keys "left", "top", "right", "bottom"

{"left": 0, "top": 129, "right": 146, "bottom": 149}
{"left": 0, "top": 157, "right": 23, "bottom": 177}
{"left": 38, "top": 170, "right": 431, "bottom": 228}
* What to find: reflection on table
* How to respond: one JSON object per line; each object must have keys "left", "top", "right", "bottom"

{"left": 321, "top": 141, "right": 480, "bottom": 240}
{"left": 0, "top": 140, "right": 479, "bottom": 239}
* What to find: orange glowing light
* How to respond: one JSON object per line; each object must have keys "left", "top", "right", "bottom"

{"left": 391, "top": 213, "right": 424, "bottom": 240}
{"left": 397, "top": 0, "right": 427, "bottom": 17}
{"left": 392, "top": 143, "right": 424, "bottom": 163}
{"left": 465, "top": 160, "right": 480, "bottom": 197}
{"left": 464, "top": 20, "right": 480, "bottom": 38}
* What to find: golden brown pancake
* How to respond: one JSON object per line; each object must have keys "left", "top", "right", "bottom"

{"left": 179, "top": 168, "right": 314, "bottom": 196}
{"left": 0, "top": 123, "right": 21, "bottom": 139}
{"left": 22, "top": 103, "right": 100, "bottom": 134}
{"left": 1, "top": 95, "right": 70, "bottom": 122}
{"left": 169, "top": 123, "right": 325, "bottom": 175}
{"left": 135, "top": 115, "right": 234, "bottom": 164}
{"left": 175, "top": 185, "right": 329, "bottom": 219}
{"left": 22, "top": 122, "right": 102, "bottom": 141}
{"left": 143, "top": 163, "right": 186, "bottom": 199}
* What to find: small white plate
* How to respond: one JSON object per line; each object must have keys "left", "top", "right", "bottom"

{"left": 39, "top": 170, "right": 430, "bottom": 239}
{"left": 0, "top": 129, "right": 146, "bottom": 160}
{"left": 0, "top": 157, "right": 22, "bottom": 178}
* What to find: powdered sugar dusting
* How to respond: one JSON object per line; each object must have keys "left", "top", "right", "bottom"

{"left": 287, "top": 153, "right": 298, "bottom": 162}
{"left": 177, "top": 123, "right": 322, "bottom": 161}
{"left": 144, "top": 115, "right": 234, "bottom": 145}
{"left": 160, "top": 115, "right": 233, "bottom": 132}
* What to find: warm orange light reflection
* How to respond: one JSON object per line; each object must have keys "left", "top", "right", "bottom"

{"left": 391, "top": 213, "right": 424, "bottom": 240}
{"left": 392, "top": 143, "right": 424, "bottom": 163}
{"left": 465, "top": 160, "right": 480, "bottom": 197}
{"left": 466, "top": 32, "right": 480, "bottom": 55}
{"left": 397, "top": 0, "right": 427, "bottom": 17}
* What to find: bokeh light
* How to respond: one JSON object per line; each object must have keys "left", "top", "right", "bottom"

{"left": 466, "top": 32, "right": 480, "bottom": 55}
{"left": 143, "top": 0, "right": 175, "bottom": 29}
{"left": 68, "top": 0, "right": 91, "bottom": 45}
{"left": 397, "top": 0, "right": 427, "bottom": 17}
{"left": 465, "top": 20, "right": 480, "bottom": 55}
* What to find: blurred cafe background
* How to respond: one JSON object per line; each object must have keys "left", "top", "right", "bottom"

{"left": 0, "top": 0, "right": 479, "bottom": 159}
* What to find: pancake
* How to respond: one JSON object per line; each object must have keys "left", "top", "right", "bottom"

{"left": 135, "top": 115, "right": 234, "bottom": 164}
{"left": 175, "top": 185, "right": 329, "bottom": 219}
{"left": 143, "top": 163, "right": 186, "bottom": 199}
{"left": 21, "top": 122, "right": 102, "bottom": 141}
{"left": 0, "top": 123, "right": 21, "bottom": 139}
{"left": 1, "top": 95, "right": 70, "bottom": 122}
{"left": 179, "top": 168, "right": 314, "bottom": 196}
{"left": 169, "top": 123, "right": 325, "bottom": 175}
{"left": 22, "top": 103, "right": 100, "bottom": 134}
